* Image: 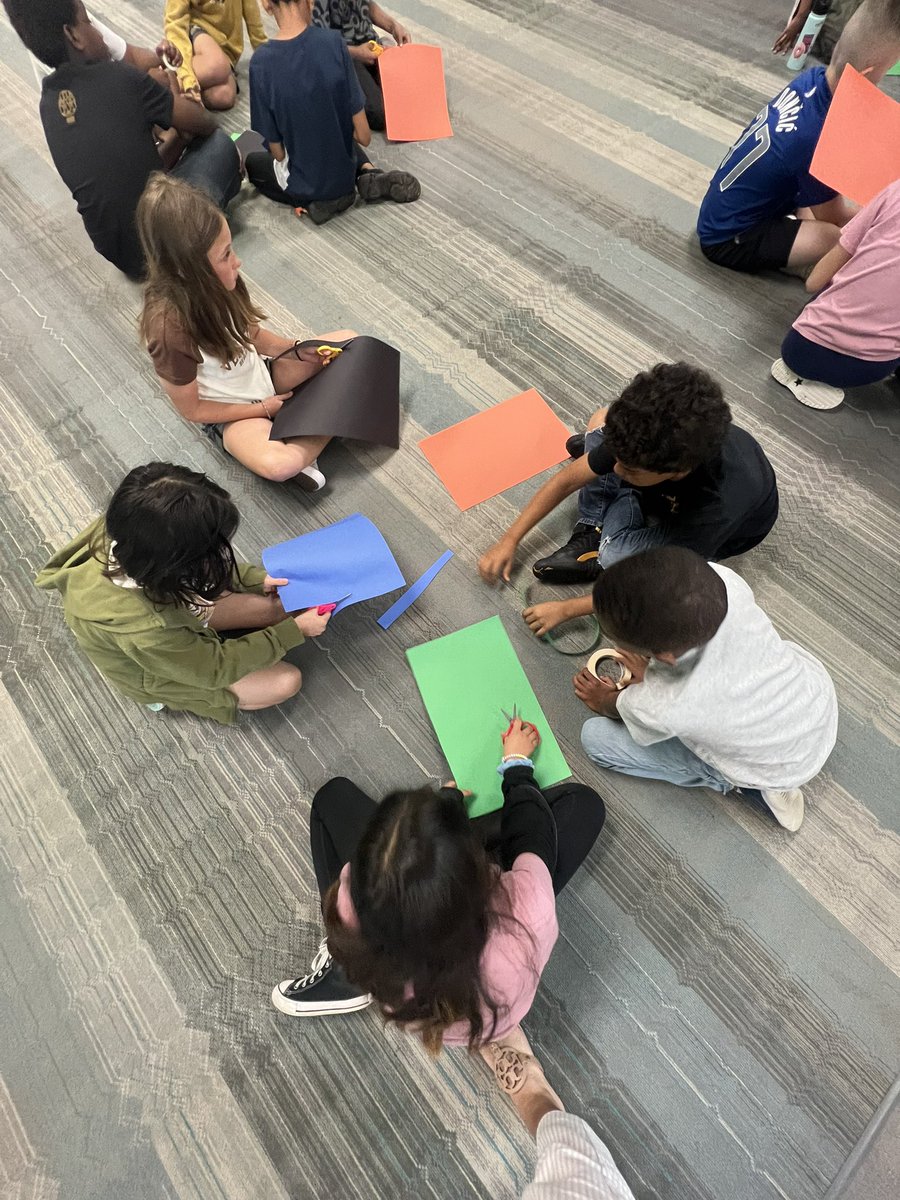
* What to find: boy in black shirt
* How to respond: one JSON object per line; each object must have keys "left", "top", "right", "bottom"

{"left": 5, "top": 0, "right": 241, "bottom": 279}
{"left": 478, "top": 363, "right": 779, "bottom": 638}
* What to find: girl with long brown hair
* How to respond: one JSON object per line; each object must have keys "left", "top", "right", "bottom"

{"left": 137, "top": 173, "right": 355, "bottom": 492}
{"left": 271, "top": 721, "right": 606, "bottom": 1090}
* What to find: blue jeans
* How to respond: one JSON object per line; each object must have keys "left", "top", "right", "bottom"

{"left": 171, "top": 129, "right": 242, "bottom": 210}
{"left": 577, "top": 429, "right": 668, "bottom": 567}
{"left": 581, "top": 716, "right": 733, "bottom": 794}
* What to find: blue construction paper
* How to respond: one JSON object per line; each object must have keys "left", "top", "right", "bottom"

{"left": 262, "top": 514, "right": 405, "bottom": 613}
{"left": 377, "top": 550, "right": 453, "bottom": 629}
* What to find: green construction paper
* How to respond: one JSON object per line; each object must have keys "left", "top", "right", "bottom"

{"left": 406, "top": 616, "right": 571, "bottom": 817}
{"left": 888, "top": 61, "right": 900, "bottom": 75}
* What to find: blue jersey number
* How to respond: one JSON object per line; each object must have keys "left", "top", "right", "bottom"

{"left": 717, "top": 109, "right": 772, "bottom": 192}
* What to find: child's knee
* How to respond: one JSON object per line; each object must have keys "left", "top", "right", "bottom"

{"left": 255, "top": 448, "right": 309, "bottom": 483}
{"left": 273, "top": 663, "right": 302, "bottom": 704}
{"left": 580, "top": 716, "right": 625, "bottom": 767}
{"left": 202, "top": 80, "right": 237, "bottom": 111}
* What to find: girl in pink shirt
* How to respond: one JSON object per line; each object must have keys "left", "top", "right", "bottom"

{"left": 771, "top": 178, "right": 900, "bottom": 410}
{"left": 271, "top": 720, "right": 605, "bottom": 1075}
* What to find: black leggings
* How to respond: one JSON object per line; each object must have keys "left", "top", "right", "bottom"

{"left": 353, "top": 59, "right": 385, "bottom": 131}
{"left": 309, "top": 776, "right": 606, "bottom": 900}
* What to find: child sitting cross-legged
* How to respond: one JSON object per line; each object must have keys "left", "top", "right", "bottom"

{"left": 574, "top": 547, "right": 838, "bottom": 832}
{"left": 246, "top": 0, "right": 420, "bottom": 226}
{"left": 138, "top": 173, "right": 358, "bottom": 491}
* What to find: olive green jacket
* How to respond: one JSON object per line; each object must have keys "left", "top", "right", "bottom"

{"left": 35, "top": 518, "right": 304, "bottom": 724}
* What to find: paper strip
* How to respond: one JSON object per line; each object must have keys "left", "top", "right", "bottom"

{"left": 377, "top": 550, "right": 454, "bottom": 629}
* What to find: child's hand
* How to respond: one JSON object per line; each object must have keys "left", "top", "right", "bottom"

{"left": 478, "top": 535, "right": 518, "bottom": 584}
{"left": 262, "top": 575, "right": 288, "bottom": 596}
{"left": 614, "top": 649, "right": 648, "bottom": 683}
{"left": 573, "top": 668, "right": 618, "bottom": 714}
{"left": 295, "top": 608, "right": 332, "bottom": 637}
{"left": 392, "top": 22, "right": 412, "bottom": 45}
{"left": 350, "top": 44, "right": 381, "bottom": 64}
{"left": 442, "top": 780, "right": 474, "bottom": 798}
{"left": 258, "top": 393, "right": 291, "bottom": 419}
{"left": 523, "top": 600, "right": 570, "bottom": 638}
{"left": 502, "top": 718, "right": 540, "bottom": 761}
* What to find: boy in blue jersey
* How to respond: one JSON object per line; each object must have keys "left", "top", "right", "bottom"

{"left": 698, "top": 1, "right": 900, "bottom": 274}
{"left": 246, "top": 0, "right": 419, "bottom": 225}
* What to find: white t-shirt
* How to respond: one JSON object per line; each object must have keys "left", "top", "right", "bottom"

{"left": 197, "top": 347, "right": 274, "bottom": 405}
{"left": 88, "top": 12, "right": 128, "bottom": 62}
{"left": 617, "top": 564, "right": 838, "bottom": 789}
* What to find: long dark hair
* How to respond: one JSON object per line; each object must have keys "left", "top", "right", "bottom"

{"left": 137, "top": 174, "right": 266, "bottom": 366}
{"left": 324, "top": 788, "right": 506, "bottom": 1054}
{"left": 94, "top": 462, "right": 239, "bottom": 608}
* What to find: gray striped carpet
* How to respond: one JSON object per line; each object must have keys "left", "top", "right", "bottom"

{"left": 1, "top": 2, "right": 898, "bottom": 1198}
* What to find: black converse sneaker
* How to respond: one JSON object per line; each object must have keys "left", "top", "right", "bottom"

{"left": 532, "top": 524, "right": 602, "bottom": 584}
{"left": 271, "top": 939, "right": 373, "bottom": 1017}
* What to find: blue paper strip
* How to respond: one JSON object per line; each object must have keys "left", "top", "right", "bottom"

{"left": 263, "top": 513, "right": 405, "bottom": 613}
{"left": 377, "top": 550, "right": 454, "bottom": 630}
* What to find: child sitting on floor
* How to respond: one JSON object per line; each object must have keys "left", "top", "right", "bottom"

{"left": 35, "top": 463, "right": 332, "bottom": 723}
{"left": 698, "top": 0, "right": 900, "bottom": 275}
{"left": 478, "top": 363, "right": 778, "bottom": 640}
{"left": 313, "top": 0, "right": 412, "bottom": 131}
{"left": 164, "top": 0, "right": 268, "bottom": 109}
{"left": 271, "top": 720, "right": 606, "bottom": 1056}
{"left": 3, "top": 0, "right": 240, "bottom": 280}
{"left": 137, "top": 174, "right": 357, "bottom": 491}
{"left": 574, "top": 547, "right": 838, "bottom": 832}
{"left": 247, "top": 0, "right": 419, "bottom": 225}
{"left": 771, "top": 177, "right": 900, "bottom": 410}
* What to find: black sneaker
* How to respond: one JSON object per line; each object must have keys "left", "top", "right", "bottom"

{"left": 532, "top": 524, "right": 602, "bottom": 584}
{"left": 356, "top": 168, "right": 421, "bottom": 204}
{"left": 271, "top": 939, "right": 373, "bottom": 1017}
{"left": 305, "top": 193, "right": 356, "bottom": 225}
{"left": 565, "top": 432, "right": 586, "bottom": 459}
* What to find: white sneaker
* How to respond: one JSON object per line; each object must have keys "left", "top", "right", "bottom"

{"left": 760, "top": 787, "right": 805, "bottom": 832}
{"left": 294, "top": 459, "right": 326, "bottom": 492}
{"left": 770, "top": 358, "right": 844, "bottom": 410}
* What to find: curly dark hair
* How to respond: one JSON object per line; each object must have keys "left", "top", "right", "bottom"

{"left": 2, "top": 0, "right": 77, "bottom": 68}
{"left": 603, "top": 362, "right": 731, "bottom": 473}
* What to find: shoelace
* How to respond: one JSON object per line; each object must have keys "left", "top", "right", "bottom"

{"left": 288, "top": 938, "right": 332, "bottom": 991}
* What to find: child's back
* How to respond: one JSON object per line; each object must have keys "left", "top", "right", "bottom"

{"left": 618, "top": 564, "right": 838, "bottom": 790}
{"left": 249, "top": 26, "right": 364, "bottom": 204}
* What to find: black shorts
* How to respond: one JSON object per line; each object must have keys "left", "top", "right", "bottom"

{"left": 700, "top": 216, "right": 802, "bottom": 274}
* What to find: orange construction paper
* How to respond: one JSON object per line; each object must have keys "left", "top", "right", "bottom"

{"left": 420, "top": 390, "right": 571, "bottom": 511}
{"left": 810, "top": 66, "right": 900, "bottom": 206}
{"left": 378, "top": 44, "right": 453, "bottom": 142}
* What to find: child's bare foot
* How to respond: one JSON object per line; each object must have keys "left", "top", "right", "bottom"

{"left": 480, "top": 1025, "right": 565, "bottom": 1137}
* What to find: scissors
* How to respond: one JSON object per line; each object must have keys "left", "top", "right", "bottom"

{"left": 367, "top": 39, "right": 384, "bottom": 56}
{"left": 316, "top": 344, "right": 343, "bottom": 359}
{"left": 500, "top": 704, "right": 540, "bottom": 743}
{"left": 316, "top": 592, "right": 352, "bottom": 615}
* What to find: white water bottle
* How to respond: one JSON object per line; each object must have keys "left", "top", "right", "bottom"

{"left": 788, "top": 0, "right": 829, "bottom": 71}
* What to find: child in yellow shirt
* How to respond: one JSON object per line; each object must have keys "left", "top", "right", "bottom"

{"left": 165, "top": 0, "right": 268, "bottom": 109}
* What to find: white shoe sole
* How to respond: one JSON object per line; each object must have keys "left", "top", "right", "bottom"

{"left": 770, "top": 358, "right": 844, "bottom": 410}
{"left": 760, "top": 787, "right": 805, "bottom": 832}
{"left": 294, "top": 460, "right": 327, "bottom": 492}
{"left": 271, "top": 983, "right": 373, "bottom": 1017}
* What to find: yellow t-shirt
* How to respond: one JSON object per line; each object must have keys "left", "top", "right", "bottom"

{"left": 164, "top": 0, "right": 268, "bottom": 93}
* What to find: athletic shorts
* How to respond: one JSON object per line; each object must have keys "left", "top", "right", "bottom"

{"left": 700, "top": 215, "right": 802, "bottom": 274}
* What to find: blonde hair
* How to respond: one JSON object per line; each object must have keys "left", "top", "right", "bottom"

{"left": 137, "top": 173, "right": 266, "bottom": 365}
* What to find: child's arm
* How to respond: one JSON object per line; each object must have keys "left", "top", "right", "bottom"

{"left": 162, "top": 377, "right": 290, "bottom": 424}
{"left": 168, "top": 92, "right": 218, "bottom": 137}
{"left": 242, "top": 0, "right": 269, "bottom": 50}
{"left": 806, "top": 242, "right": 853, "bottom": 292}
{"left": 478, "top": 456, "right": 597, "bottom": 583}
{"left": 352, "top": 109, "right": 371, "bottom": 148}
{"left": 809, "top": 195, "right": 857, "bottom": 228}
{"left": 370, "top": 2, "right": 411, "bottom": 44}
{"left": 773, "top": 0, "right": 813, "bottom": 54}
{"left": 163, "top": 0, "right": 200, "bottom": 94}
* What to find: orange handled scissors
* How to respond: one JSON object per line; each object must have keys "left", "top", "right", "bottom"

{"left": 367, "top": 40, "right": 384, "bottom": 56}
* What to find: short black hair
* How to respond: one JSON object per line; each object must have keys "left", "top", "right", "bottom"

{"left": 98, "top": 463, "right": 240, "bottom": 609}
{"left": 3, "top": 0, "right": 78, "bottom": 68}
{"left": 593, "top": 546, "right": 728, "bottom": 653}
{"left": 603, "top": 362, "right": 731, "bottom": 472}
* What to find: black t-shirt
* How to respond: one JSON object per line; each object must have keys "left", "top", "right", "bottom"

{"left": 586, "top": 424, "right": 779, "bottom": 559}
{"left": 41, "top": 61, "right": 174, "bottom": 278}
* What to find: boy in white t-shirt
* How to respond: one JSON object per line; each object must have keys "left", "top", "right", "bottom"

{"left": 575, "top": 547, "right": 838, "bottom": 831}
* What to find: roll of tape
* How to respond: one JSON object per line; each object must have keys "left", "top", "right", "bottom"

{"left": 586, "top": 648, "right": 632, "bottom": 689}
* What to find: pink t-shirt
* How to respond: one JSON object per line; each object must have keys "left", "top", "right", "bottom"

{"left": 335, "top": 853, "right": 558, "bottom": 1047}
{"left": 793, "top": 179, "right": 900, "bottom": 361}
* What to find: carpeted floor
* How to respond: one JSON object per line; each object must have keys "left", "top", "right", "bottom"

{"left": 0, "top": 1, "right": 898, "bottom": 1198}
